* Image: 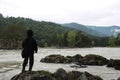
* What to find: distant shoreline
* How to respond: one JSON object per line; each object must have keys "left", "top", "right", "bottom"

{"left": 0, "top": 46, "right": 120, "bottom": 50}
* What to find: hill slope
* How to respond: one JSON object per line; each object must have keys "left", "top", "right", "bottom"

{"left": 0, "top": 17, "right": 71, "bottom": 47}
{"left": 62, "top": 23, "right": 107, "bottom": 37}
{"left": 86, "top": 25, "right": 120, "bottom": 36}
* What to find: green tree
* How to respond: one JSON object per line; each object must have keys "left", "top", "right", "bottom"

{"left": 44, "top": 42, "right": 48, "bottom": 47}
{"left": 74, "top": 32, "right": 92, "bottom": 47}
{"left": 62, "top": 31, "right": 68, "bottom": 46}
{"left": 116, "top": 33, "right": 120, "bottom": 46}
{"left": 108, "top": 35, "right": 116, "bottom": 46}
{"left": 74, "top": 31, "right": 82, "bottom": 47}
{"left": 67, "top": 30, "right": 77, "bottom": 47}
{"left": 0, "top": 24, "right": 26, "bottom": 49}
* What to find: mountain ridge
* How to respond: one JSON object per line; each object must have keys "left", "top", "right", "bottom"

{"left": 62, "top": 22, "right": 120, "bottom": 37}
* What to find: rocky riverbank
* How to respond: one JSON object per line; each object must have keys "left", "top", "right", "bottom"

{"left": 40, "top": 54, "right": 120, "bottom": 70}
{"left": 11, "top": 68, "right": 103, "bottom": 80}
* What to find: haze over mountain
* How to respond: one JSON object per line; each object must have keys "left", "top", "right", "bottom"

{"left": 62, "top": 23, "right": 120, "bottom": 37}
{"left": 86, "top": 25, "right": 120, "bottom": 37}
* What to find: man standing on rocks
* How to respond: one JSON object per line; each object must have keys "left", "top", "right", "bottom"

{"left": 22, "top": 29, "right": 38, "bottom": 72}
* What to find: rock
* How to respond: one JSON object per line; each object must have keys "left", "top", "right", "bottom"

{"left": 40, "top": 54, "right": 109, "bottom": 66}
{"left": 67, "top": 71, "right": 102, "bottom": 80}
{"left": 107, "top": 59, "right": 114, "bottom": 67}
{"left": 117, "top": 77, "right": 120, "bottom": 80}
{"left": 31, "top": 75, "right": 54, "bottom": 80}
{"left": 11, "top": 71, "right": 39, "bottom": 80}
{"left": 54, "top": 68, "right": 68, "bottom": 80}
{"left": 79, "top": 73, "right": 88, "bottom": 80}
{"left": 84, "top": 72, "right": 103, "bottom": 80}
{"left": 71, "top": 54, "right": 83, "bottom": 63}
{"left": 68, "top": 71, "right": 82, "bottom": 80}
{"left": 11, "top": 71, "right": 54, "bottom": 80}
{"left": 66, "top": 54, "right": 83, "bottom": 63}
{"left": 114, "top": 65, "right": 120, "bottom": 70}
{"left": 83, "top": 54, "right": 109, "bottom": 65}
{"left": 66, "top": 56, "right": 73, "bottom": 63}
{"left": 40, "top": 54, "right": 83, "bottom": 64}
{"left": 40, "top": 54, "right": 68, "bottom": 63}
{"left": 11, "top": 68, "right": 103, "bottom": 80}
{"left": 107, "top": 59, "right": 120, "bottom": 70}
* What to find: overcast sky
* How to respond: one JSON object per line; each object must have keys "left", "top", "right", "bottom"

{"left": 0, "top": 0, "right": 120, "bottom": 26}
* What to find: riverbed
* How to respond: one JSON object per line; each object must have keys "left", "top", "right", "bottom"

{"left": 0, "top": 47, "right": 120, "bottom": 80}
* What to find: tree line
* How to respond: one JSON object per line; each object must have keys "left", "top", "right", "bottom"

{"left": 0, "top": 13, "right": 120, "bottom": 49}
{"left": 52, "top": 30, "right": 93, "bottom": 47}
{"left": 108, "top": 34, "right": 120, "bottom": 47}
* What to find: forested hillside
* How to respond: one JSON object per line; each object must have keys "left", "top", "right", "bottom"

{"left": 0, "top": 15, "right": 94, "bottom": 49}
{"left": 62, "top": 23, "right": 107, "bottom": 37}
{"left": 63, "top": 23, "right": 120, "bottom": 37}
{"left": 0, "top": 15, "right": 71, "bottom": 48}
{"left": 86, "top": 25, "right": 120, "bottom": 37}
{"left": 0, "top": 14, "right": 120, "bottom": 49}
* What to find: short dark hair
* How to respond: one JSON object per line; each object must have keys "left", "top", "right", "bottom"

{"left": 27, "top": 29, "right": 33, "bottom": 37}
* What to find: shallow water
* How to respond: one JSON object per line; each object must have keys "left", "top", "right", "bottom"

{"left": 0, "top": 47, "right": 120, "bottom": 80}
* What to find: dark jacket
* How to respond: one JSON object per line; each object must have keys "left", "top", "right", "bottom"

{"left": 22, "top": 37, "right": 38, "bottom": 57}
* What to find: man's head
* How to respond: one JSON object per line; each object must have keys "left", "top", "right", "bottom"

{"left": 27, "top": 29, "right": 33, "bottom": 38}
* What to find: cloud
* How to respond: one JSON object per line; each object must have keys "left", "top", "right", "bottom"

{"left": 0, "top": 0, "right": 120, "bottom": 26}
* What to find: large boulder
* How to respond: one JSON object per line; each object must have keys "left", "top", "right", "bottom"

{"left": 67, "top": 70, "right": 102, "bottom": 80}
{"left": 107, "top": 59, "right": 120, "bottom": 70}
{"left": 11, "top": 71, "right": 54, "bottom": 80}
{"left": 79, "top": 73, "right": 88, "bottom": 80}
{"left": 54, "top": 68, "right": 68, "bottom": 80}
{"left": 71, "top": 54, "right": 83, "bottom": 62}
{"left": 107, "top": 59, "right": 115, "bottom": 67}
{"left": 83, "top": 54, "right": 109, "bottom": 65}
{"left": 71, "top": 54, "right": 83, "bottom": 65}
{"left": 40, "top": 54, "right": 109, "bottom": 66}
{"left": 40, "top": 54, "right": 68, "bottom": 63}
{"left": 68, "top": 71, "right": 82, "bottom": 80}
{"left": 84, "top": 72, "right": 103, "bottom": 80}
{"left": 11, "top": 68, "right": 103, "bottom": 80}
{"left": 66, "top": 54, "right": 84, "bottom": 64}
{"left": 118, "top": 77, "right": 120, "bottom": 80}
{"left": 40, "top": 54, "right": 83, "bottom": 64}
{"left": 40, "top": 54, "right": 84, "bottom": 64}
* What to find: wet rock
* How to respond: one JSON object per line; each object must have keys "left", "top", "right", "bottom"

{"left": 114, "top": 65, "right": 120, "bottom": 70}
{"left": 107, "top": 59, "right": 120, "bottom": 70}
{"left": 79, "top": 73, "right": 88, "bottom": 80}
{"left": 54, "top": 68, "right": 68, "bottom": 80}
{"left": 11, "top": 68, "right": 103, "bottom": 80}
{"left": 71, "top": 54, "right": 83, "bottom": 63}
{"left": 107, "top": 59, "right": 115, "bottom": 67}
{"left": 40, "top": 54, "right": 84, "bottom": 64}
{"left": 67, "top": 70, "right": 102, "bottom": 80}
{"left": 83, "top": 54, "right": 109, "bottom": 65}
{"left": 117, "top": 77, "right": 120, "bottom": 80}
{"left": 68, "top": 71, "right": 82, "bottom": 80}
{"left": 31, "top": 75, "right": 54, "bottom": 80}
{"left": 11, "top": 71, "right": 39, "bottom": 80}
{"left": 40, "top": 54, "right": 68, "bottom": 63}
{"left": 40, "top": 54, "right": 109, "bottom": 66}
{"left": 84, "top": 72, "right": 103, "bottom": 80}
{"left": 11, "top": 71, "right": 54, "bottom": 80}
{"left": 66, "top": 54, "right": 84, "bottom": 65}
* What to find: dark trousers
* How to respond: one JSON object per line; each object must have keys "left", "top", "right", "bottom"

{"left": 22, "top": 54, "right": 34, "bottom": 71}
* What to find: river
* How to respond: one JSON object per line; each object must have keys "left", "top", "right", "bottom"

{"left": 0, "top": 47, "right": 120, "bottom": 80}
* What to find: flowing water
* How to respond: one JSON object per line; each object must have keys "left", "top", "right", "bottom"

{"left": 0, "top": 47, "right": 120, "bottom": 80}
